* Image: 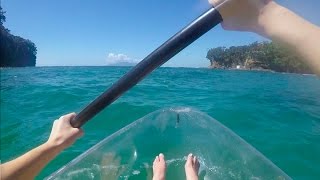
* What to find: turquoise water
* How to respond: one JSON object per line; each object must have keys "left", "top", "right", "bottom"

{"left": 1, "top": 67, "right": 320, "bottom": 179}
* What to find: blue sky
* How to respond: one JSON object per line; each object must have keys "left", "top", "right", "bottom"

{"left": 2, "top": 0, "right": 320, "bottom": 67}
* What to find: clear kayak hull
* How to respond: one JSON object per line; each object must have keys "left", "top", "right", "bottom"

{"left": 47, "top": 107, "right": 290, "bottom": 180}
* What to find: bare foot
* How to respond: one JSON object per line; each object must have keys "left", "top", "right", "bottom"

{"left": 153, "top": 153, "right": 166, "bottom": 180}
{"left": 185, "top": 153, "right": 200, "bottom": 180}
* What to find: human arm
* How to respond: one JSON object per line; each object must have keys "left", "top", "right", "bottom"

{"left": 1, "top": 113, "right": 83, "bottom": 180}
{"left": 209, "top": 0, "right": 320, "bottom": 74}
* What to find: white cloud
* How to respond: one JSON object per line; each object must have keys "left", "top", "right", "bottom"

{"left": 106, "top": 53, "right": 138, "bottom": 65}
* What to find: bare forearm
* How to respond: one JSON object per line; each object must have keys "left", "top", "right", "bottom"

{"left": 1, "top": 113, "right": 83, "bottom": 180}
{"left": 258, "top": 2, "right": 320, "bottom": 74}
{"left": 1, "top": 142, "right": 62, "bottom": 180}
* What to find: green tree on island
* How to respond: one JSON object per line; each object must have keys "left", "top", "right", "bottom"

{"left": 206, "top": 42, "right": 312, "bottom": 74}
{"left": 0, "top": 5, "right": 37, "bottom": 67}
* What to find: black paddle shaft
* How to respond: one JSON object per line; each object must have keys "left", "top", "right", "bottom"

{"left": 70, "top": 7, "right": 223, "bottom": 128}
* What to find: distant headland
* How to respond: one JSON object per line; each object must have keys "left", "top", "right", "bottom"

{"left": 206, "top": 41, "right": 312, "bottom": 74}
{"left": 0, "top": 5, "right": 37, "bottom": 67}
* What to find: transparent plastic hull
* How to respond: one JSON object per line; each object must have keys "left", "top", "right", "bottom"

{"left": 47, "top": 107, "right": 290, "bottom": 180}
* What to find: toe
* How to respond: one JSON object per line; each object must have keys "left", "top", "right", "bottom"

{"left": 192, "top": 156, "right": 197, "bottom": 165}
{"left": 159, "top": 153, "right": 165, "bottom": 162}
{"left": 154, "top": 156, "right": 159, "bottom": 164}
{"left": 185, "top": 153, "right": 193, "bottom": 167}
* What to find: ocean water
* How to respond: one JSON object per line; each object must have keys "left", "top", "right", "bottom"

{"left": 1, "top": 66, "right": 320, "bottom": 179}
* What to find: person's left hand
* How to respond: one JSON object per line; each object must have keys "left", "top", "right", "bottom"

{"left": 47, "top": 113, "right": 83, "bottom": 150}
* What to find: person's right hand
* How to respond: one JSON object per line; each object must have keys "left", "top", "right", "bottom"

{"left": 209, "top": 0, "right": 276, "bottom": 37}
{"left": 209, "top": 0, "right": 320, "bottom": 75}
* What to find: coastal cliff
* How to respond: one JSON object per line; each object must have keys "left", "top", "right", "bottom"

{"left": 0, "top": 5, "right": 37, "bottom": 67}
